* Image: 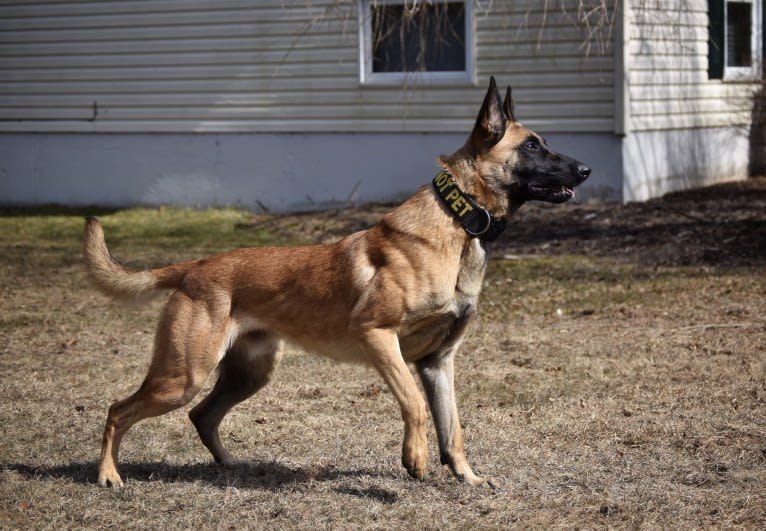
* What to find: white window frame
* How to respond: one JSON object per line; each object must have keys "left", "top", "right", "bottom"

{"left": 724, "top": 0, "right": 763, "bottom": 81}
{"left": 358, "top": 0, "right": 476, "bottom": 86}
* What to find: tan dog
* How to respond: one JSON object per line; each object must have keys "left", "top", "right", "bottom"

{"left": 84, "top": 77, "right": 590, "bottom": 488}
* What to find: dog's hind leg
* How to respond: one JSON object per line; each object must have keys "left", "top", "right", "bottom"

{"left": 98, "top": 292, "right": 234, "bottom": 487}
{"left": 417, "top": 350, "right": 494, "bottom": 488}
{"left": 189, "top": 331, "right": 283, "bottom": 466}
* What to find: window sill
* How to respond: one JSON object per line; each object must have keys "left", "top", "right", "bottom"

{"left": 723, "top": 66, "right": 763, "bottom": 82}
{"left": 360, "top": 71, "right": 478, "bottom": 87}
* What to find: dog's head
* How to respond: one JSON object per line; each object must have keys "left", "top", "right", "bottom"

{"left": 466, "top": 77, "right": 591, "bottom": 206}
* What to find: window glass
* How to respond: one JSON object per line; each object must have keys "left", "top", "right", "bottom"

{"left": 371, "top": 2, "right": 466, "bottom": 73}
{"left": 727, "top": 1, "right": 753, "bottom": 66}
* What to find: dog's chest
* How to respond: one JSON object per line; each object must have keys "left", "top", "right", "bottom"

{"left": 400, "top": 241, "right": 487, "bottom": 361}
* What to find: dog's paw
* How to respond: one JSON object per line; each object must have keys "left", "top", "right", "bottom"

{"left": 476, "top": 476, "right": 498, "bottom": 490}
{"left": 455, "top": 470, "right": 498, "bottom": 489}
{"left": 405, "top": 462, "right": 427, "bottom": 480}
{"left": 403, "top": 456, "right": 427, "bottom": 480}
{"left": 402, "top": 445, "right": 428, "bottom": 480}
{"left": 98, "top": 469, "right": 124, "bottom": 488}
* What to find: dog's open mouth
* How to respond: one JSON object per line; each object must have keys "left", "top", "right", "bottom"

{"left": 527, "top": 184, "right": 576, "bottom": 203}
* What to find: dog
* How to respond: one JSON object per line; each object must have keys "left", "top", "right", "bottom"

{"left": 84, "top": 77, "right": 590, "bottom": 488}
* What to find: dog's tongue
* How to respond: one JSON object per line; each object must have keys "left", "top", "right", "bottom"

{"left": 565, "top": 186, "right": 575, "bottom": 199}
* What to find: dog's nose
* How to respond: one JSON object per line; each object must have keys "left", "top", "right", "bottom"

{"left": 577, "top": 164, "right": 591, "bottom": 179}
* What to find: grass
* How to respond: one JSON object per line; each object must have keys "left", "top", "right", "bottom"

{"left": 1, "top": 206, "right": 764, "bottom": 529}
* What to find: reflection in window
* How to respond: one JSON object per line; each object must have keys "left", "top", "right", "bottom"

{"left": 371, "top": 2, "right": 466, "bottom": 74}
{"left": 727, "top": 1, "right": 753, "bottom": 67}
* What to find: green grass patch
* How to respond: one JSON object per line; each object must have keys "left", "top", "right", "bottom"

{"left": 0, "top": 206, "right": 285, "bottom": 251}
{"left": 0, "top": 207, "right": 305, "bottom": 277}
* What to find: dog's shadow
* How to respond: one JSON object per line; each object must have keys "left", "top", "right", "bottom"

{"left": 4, "top": 461, "right": 401, "bottom": 503}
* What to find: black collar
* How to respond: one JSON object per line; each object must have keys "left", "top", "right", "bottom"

{"left": 432, "top": 170, "right": 507, "bottom": 242}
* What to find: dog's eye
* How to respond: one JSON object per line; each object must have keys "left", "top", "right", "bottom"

{"left": 524, "top": 141, "right": 539, "bottom": 150}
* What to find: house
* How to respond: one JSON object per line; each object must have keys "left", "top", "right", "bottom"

{"left": 0, "top": 0, "right": 762, "bottom": 210}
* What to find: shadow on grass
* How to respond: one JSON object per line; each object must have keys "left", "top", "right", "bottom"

{"left": 334, "top": 485, "right": 399, "bottom": 504}
{"left": 4, "top": 460, "right": 398, "bottom": 493}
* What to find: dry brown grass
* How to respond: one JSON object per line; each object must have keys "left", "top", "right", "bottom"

{"left": 1, "top": 199, "right": 765, "bottom": 529}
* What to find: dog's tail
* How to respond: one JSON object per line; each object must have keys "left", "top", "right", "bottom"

{"left": 83, "top": 217, "right": 194, "bottom": 301}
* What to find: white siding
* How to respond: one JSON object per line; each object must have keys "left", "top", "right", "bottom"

{"left": 476, "top": 3, "right": 615, "bottom": 132}
{"left": 0, "top": 0, "right": 614, "bottom": 134}
{"left": 628, "top": 0, "right": 760, "bottom": 131}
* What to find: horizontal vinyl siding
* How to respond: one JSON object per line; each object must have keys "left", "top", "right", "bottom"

{"left": 476, "top": 5, "right": 614, "bottom": 132}
{"left": 0, "top": 0, "right": 614, "bottom": 134}
{"left": 628, "top": 0, "right": 760, "bottom": 131}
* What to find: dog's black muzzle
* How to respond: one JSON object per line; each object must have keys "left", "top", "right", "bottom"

{"left": 519, "top": 153, "right": 591, "bottom": 204}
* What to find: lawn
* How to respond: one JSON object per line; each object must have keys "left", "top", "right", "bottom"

{"left": 0, "top": 198, "right": 764, "bottom": 529}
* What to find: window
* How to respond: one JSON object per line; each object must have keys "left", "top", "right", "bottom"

{"left": 709, "top": 0, "right": 763, "bottom": 80}
{"left": 727, "top": 1, "right": 753, "bottom": 67}
{"left": 358, "top": 0, "right": 475, "bottom": 85}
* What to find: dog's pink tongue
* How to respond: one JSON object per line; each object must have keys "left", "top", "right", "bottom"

{"left": 565, "top": 187, "right": 575, "bottom": 198}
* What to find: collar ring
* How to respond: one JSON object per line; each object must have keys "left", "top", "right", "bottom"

{"left": 463, "top": 208, "right": 492, "bottom": 238}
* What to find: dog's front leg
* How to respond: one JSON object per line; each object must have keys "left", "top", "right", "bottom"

{"left": 417, "top": 351, "right": 494, "bottom": 488}
{"left": 359, "top": 328, "right": 429, "bottom": 480}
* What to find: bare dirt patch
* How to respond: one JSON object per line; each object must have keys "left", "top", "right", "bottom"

{"left": 1, "top": 179, "right": 765, "bottom": 529}
{"left": 498, "top": 176, "right": 766, "bottom": 268}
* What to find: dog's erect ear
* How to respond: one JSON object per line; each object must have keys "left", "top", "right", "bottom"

{"left": 503, "top": 85, "right": 515, "bottom": 121}
{"left": 471, "top": 76, "right": 507, "bottom": 150}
